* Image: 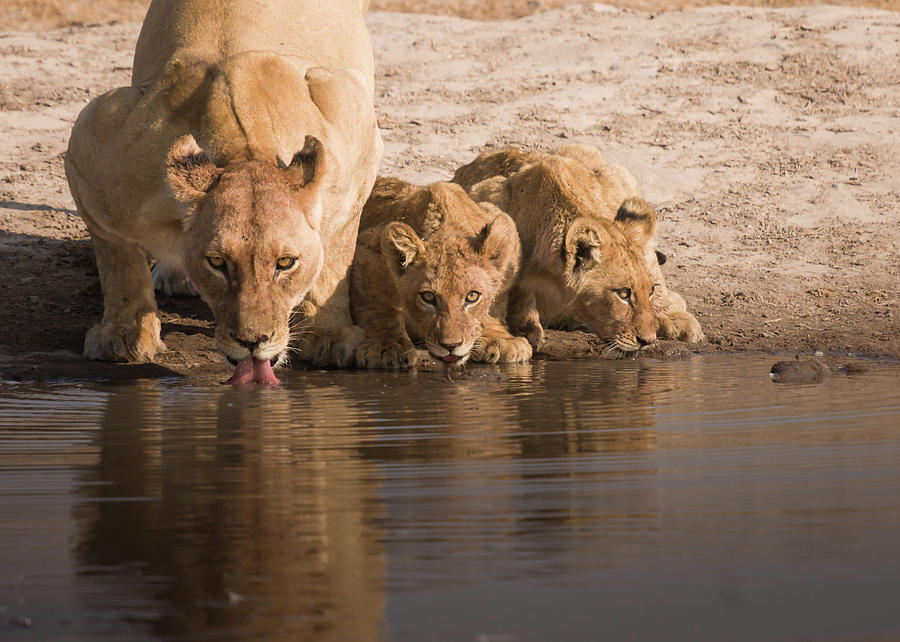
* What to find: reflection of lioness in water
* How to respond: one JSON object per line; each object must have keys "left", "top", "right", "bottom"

{"left": 453, "top": 145, "right": 703, "bottom": 356}
{"left": 65, "top": 0, "right": 382, "bottom": 383}
{"left": 350, "top": 178, "right": 531, "bottom": 369}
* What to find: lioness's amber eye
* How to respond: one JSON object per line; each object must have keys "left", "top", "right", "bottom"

{"left": 420, "top": 291, "right": 436, "bottom": 305}
{"left": 616, "top": 288, "right": 632, "bottom": 300}
{"left": 207, "top": 256, "right": 226, "bottom": 271}
{"left": 276, "top": 257, "right": 297, "bottom": 271}
{"left": 465, "top": 291, "right": 481, "bottom": 304}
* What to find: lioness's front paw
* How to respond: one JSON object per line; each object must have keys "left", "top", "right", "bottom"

{"left": 472, "top": 336, "right": 533, "bottom": 364}
{"left": 658, "top": 312, "right": 704, "bottom": 343}
{"left": 297, "top": 325, "right": 365, "bottom": 368}
{"left": 355, "top": 338, "right": 419, "bottom": 370}
{"left": 84, "top": 313, "right": 166, "bottom": 362}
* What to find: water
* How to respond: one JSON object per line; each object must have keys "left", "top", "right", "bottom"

{"left": 1, "top": 355, "right": 899, "bottom": 641}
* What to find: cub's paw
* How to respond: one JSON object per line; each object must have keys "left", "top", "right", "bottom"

{"left": 658, "top": 311, "right": 704, "bottom": 343}
{"left": 512, "top": 320, "right": 544, "bottom": 350}
{"left": 297, "top": 325, "right": 365, "bottom": 368}
{"left": 472, "top": 336, "right": 533, "bottom": 364}
{"left": 152, "top": 262, "right": 198, "bottom": 296}
{"left": 355, "top": 338, "right": 420, "bottom": 370}
{"left": 84, "top": 313, "right": 166, "bottom": 362}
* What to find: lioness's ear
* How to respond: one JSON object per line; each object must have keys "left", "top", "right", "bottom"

{"left": 280, "top": 135, "right": 325, "bottom": 227}
{"left": 468, "top": 176, "right": 510, "bottom": 211}
{"left": 564, "top": 218, "right": 609, "bottom": 274}
{"left": 614, "top": 197, "right": 658, "bottom": 247}
{"left": 166, "top": 134, "right": 223, "bottom": 205}
{"left": 381, "top": 222, "right": 425, "bottom": 277}
{"left": 282, "top": 135, "right": 323, "bottom": 187}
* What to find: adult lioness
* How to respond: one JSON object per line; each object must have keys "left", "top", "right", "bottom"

{"left": 65, "top": 0, "right": 382, "bottom": 382}
{"left": 350, "top": 178, "right": 531, "bottom": 369}
{"left": 452, "top": 144, "right": 703, "bottom": 355}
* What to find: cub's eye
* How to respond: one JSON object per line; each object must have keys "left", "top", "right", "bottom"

{"left": 275, "top": 257, "right": 297, "bottom": 271}
{"left": 465, "top": 291, "right": 481, "bottom": 304}
{"left": 615, "top": 288, "right": 632, "bottom": 301}
{"left": 650, "top": 284, "right": 657, "bottom": 298}
{"left": 207, "top": 256, "right": 227, "bottom": 271}
{"left": 419, "top": 291, "right": 437, "bottom": 305}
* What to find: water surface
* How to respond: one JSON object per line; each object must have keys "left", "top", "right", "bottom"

{"left": 2, "top": 355, "right": 899, "bottom": 641}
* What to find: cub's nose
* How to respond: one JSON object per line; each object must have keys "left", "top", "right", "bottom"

{"left": 637, "top": 333, "right": 656, "bottom": 347}
{"left": 440, "top": 340, "right": 463, "bottom": 353}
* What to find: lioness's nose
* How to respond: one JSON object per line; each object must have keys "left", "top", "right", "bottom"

{"left": 234, "top": 332, "right": 270, "bottom": 352}
{"left": 440, "top": 340, "right": 463, "bottom": 352}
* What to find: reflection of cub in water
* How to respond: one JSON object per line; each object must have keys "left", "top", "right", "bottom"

{"left": 353, "top": 359, "right": 666, "bottom": 466}
{"left": 453, "top": 144, "right": 703, "bottom": 357}
{"left": 75, "top": 382, "right": 384, "bottom": 641}
{"left": 513, "top": 360, "right": 668, "bottom": 456}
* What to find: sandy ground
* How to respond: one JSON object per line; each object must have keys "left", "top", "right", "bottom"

{"left": 1, "top": 4, "right": 898, "bottom": 381}
{"left": 3, "top": 0, "right": 899, "bottom": 28}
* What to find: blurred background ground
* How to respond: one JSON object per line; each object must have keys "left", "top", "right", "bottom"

{"left": 1, "top": 0, "right": 896, "bottom": 30}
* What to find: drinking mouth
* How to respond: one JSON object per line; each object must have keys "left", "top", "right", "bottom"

{"left": 226, "top": 356, "right": 280, "bottom": 385}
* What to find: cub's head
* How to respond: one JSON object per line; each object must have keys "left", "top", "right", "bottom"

{"left": 166, "top": 134, "right": 325, "bottom": 372}
{"left": 379, "top": 186, "right": 519, "bottom": 365}
{"left": 561, "top": 198, "right": 659, "bottom": 356}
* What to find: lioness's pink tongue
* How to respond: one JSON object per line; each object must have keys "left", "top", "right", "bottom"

{"left": 227, "top": 357, "right": 280, "bottom": 386}
{"left": 251, "top": 357, "right": 280, "bottom": 385}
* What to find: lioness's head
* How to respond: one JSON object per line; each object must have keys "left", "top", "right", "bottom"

{"left": 379, "top": 185, "right": 519, "bottom": 365}
{"left": 560, "top": 198, "right": 659, "bottom": 355}
{"left": 166, "top": 135, "right": 325, "bottom": 378}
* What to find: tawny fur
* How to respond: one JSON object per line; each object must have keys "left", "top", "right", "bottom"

{"left": 350, "top": 178, "right": 531, "bottom": 369}
{"left": 452, "top": 144, "right": 703, "bottom": 355}
{"left": 65, "top": 0, "right": 382, "bottom": 367}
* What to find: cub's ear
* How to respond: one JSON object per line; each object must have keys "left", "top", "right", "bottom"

{"left": 166, "top": 134, "right": 223, "bottom": 205}
{"left": 468, "top": 176, "right": 510, "bottom": 211}
{"left": 614, "top": 197, "right": 658, "bottom": 246}
{"left": 471, "top": 208, "right": 519, "bottom": 276}
{"left": 655, "top": 249, "right": 667, "bottom": 266}
{"left": 381, "top": 222, "right": 425, "bottom": 277}
{"left": 564, "top": 217, "right": 610, "bottom": 274}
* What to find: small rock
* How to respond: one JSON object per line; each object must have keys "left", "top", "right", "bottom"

{"left": 770, "top": 359, "right": 828, "bottom": 384}
{"left": 12, "top": 616, "right": 32, "bottom": 628}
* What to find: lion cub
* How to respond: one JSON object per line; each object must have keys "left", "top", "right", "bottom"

{"left": 350, "top": 178, "right": 532, "bottom": 369}
{"left": 453, "top": 144, "right": 703, "bottom": 356}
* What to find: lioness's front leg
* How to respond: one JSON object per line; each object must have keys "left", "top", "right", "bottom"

{"left": 471, "top": 316, "right": 532, "bottom": 364}
{"left": 84, "top": 229, "right": 166, "bottom": 362}
{"left": 293, "top": 279, "right": 365, "bottom": 368}
{"left": 506, "top": 282, "right": 545, "bottom": 350}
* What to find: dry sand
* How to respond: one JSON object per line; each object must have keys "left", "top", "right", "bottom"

{"left": 1, "top": 3, "right": 898, "bottom": 381}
